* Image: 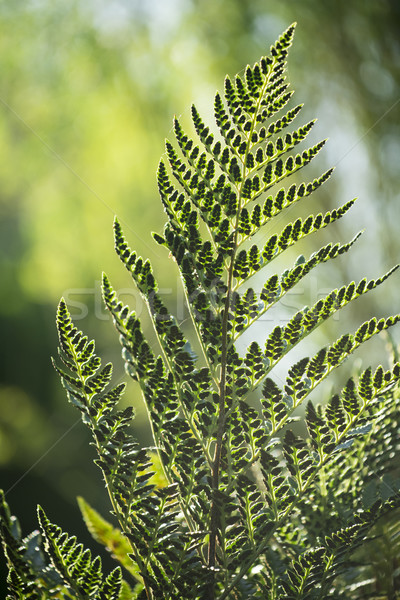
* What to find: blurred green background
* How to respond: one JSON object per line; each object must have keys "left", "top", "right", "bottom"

{"left": 1, "top": 0, "right": 399, "bottom": 590}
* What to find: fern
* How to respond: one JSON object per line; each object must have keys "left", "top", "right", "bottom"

{"left": 1, "top": 23, "right": 400, "bottom": 599}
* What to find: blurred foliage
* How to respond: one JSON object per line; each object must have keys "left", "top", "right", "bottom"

{"left": 0, "top": 0, "right": 399, "bottom": 594}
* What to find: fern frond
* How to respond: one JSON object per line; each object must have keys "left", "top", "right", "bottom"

{"left": 104, "top": 21, "right": 400, "bottom": 598}
{"left": 38, "top": 505, "right": 123, "bottom": 599}
{"left": 54, "top": 298, "right": 210, "bottom": 598}
{"left": 277, "top": 497, "right": 400, "bottom": 599}
{"left": 1, "top": 21, "right": 395, "bottom": 600}
{"left": 0, "top": 490, "right": 64, "bottom": 598}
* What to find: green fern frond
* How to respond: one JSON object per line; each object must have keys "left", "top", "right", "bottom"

{"left": 38, "top": 505, "right": 123, "bottom": 599}
{"left": 2, "top": 21, "right": 400, "bottom": 600}
{"left": 0, "top": 490, "right": 63, "bottom": 598}
{"left": 107, "top": 21, "right": 400, "bottom": 598}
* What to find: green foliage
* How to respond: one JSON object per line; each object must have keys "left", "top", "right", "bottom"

{"left": 1, "top": 23, "right": 400, "bottom": 599}
{"left": 77, "top": 496, "right": 141, "bottom": 584}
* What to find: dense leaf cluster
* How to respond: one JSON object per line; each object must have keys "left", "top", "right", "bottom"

{"left": 1, "top": 23, "right": 400, "bottom": 599}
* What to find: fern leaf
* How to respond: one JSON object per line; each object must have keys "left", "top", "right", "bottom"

{"left": 77, "top": 496, "right": 141, "bottom": 583}
{"left": 0, "top": 491, "right": 63, "bottom": 598}
{"left": 38, "top": 505, "right": 126, "bottom": 599}
{"left": 44, "top": 21, "right": 400, "bottom": 600}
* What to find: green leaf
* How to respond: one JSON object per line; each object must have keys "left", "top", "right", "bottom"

{"left": 77, "top": 497, "right": 141, "bottom": 582}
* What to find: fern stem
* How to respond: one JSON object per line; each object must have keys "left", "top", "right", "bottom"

{"left": 207, "top": 273, "right": 232, "bottom": 590}
{"left": 207, "top": 63, "right": 274, "bottom": 593}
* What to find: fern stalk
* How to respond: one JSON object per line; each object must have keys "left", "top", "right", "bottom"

{"left": 207, "top": 49, "right": 280, "bottom": 592}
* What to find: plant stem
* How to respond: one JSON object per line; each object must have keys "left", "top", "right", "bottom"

{"left": 206, "top": 66, "right": 273, "bottom": 596}
{"left": 207, "top": 271, "right": 232, "bottom": 596}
